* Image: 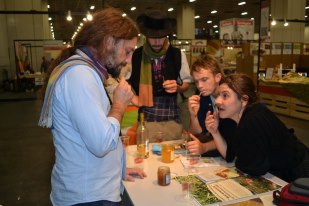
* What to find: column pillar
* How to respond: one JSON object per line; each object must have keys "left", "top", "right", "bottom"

{"left": 176, "top": 4, "right": 195, "bottom": 39}
{"left": 270, "top": 0, "right": 306, "bottom": 42}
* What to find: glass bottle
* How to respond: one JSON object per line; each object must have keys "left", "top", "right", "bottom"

{"left": 136, "top": 112, "right": 149, "bottom": 158}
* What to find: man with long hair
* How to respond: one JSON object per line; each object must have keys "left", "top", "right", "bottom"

{"left": 38, "top": 8, "right": 146, "bottom": 206}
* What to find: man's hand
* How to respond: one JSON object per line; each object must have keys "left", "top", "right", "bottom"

{"left": 186, "top": 134, "right": 204, "bottom": 154}
{"left": 162, "top": 80, "right": 177, "bottom": 93}
{"left": 126, "top": 168, "right": 147, "bottom": 182}
{"left": 113, "top": 77, "right": 134, "bottom": 106}
{"left": 188, "top": 95, "right": 200, "bottom": 117}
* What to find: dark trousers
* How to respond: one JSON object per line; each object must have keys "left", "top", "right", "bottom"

{"left": 73, "top": 200, "right": 121, "bottom": 206}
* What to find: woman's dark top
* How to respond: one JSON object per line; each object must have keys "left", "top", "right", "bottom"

{"left": 226, "top": 103, "right": 309, "bottom": 182}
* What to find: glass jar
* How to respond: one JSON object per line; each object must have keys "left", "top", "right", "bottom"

{"left": 157, "top": 166, "right": 171, "bottom": 186}
{"left": 161, "top": 144, "right": 175, "bottom": 163}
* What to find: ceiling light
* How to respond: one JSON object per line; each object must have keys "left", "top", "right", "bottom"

{"left": 207, "top": 20, "right": 212, "bottom": 24}
{"left": 80, "top": 23, "right": 84, "bottom": 26}
{"left": 215, "top": 30, "right": 219, "bottom": 33}
{"left": 189, "top": 0, "right": 196, "bottom": 2}
{"left": 251, "top": 17, "right": 254, "bottom": 20}
{"left": 211, "top": 10, "right": 217, "bottom": 14}
{"left": 271, "top": 18, "right": 277, "bottom": 26}
{"left": 130, "top": 7, "right": 136, "bottom": 11}
{"left": 90, "top": 5, "right": 95, "bottom": 10}
{"left": 284, "top": 19, "right": 289, "bottom": 26}
{"left": 50, "top": 23, "right": 52, "bottom": 26}
{"left": 122, "top": 13, "right": 127, "bottom": 17}
{"left": 48, "top": 17, "right": 52, "bottom": 21}
{"left": 47, "top": 5, "right": 50, "bottom": 9}
{"left": 83, "top": 18, "right": 87, "bottom": 22}
{"left": 168, "top": 8, "right": 174, "bottom": 12}
{"left": 305, "top": 15, "right": 308, "bottom": 18}
{"left": 66, "top": 10, "right": 72, "bottom": 21}
{"left": 238, "top": 1, "right": 246, "bottom": 5}
{"left": 86, "top": 11, "right": 93, "bottom": 21}
{"left": 194, "top": 15, "right": 200, "bottom": 19}
{"left": 213, "top": 25, "right": 218, "bottom": 28}
{"left": 241, "top": 12, "right": 248, "bottom": 15}
{"left": 306, "top": 6, "right": 309, "bottom": 9}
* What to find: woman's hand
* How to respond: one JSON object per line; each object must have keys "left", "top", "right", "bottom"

{"left": 205, "top": 111, "right": 219, "bottom": 135}
{"left": 188, "top": 95, "right": 200, "bottom": 117}
{"left": 126, "top": 168, "right": 147, "bottom": 182}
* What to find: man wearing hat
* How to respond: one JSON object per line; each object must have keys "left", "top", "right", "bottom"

{"left": 129, "top": 10, "right": 191, "bottom": 142}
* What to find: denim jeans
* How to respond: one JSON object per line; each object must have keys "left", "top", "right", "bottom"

{"left": 73, "top": 200, "right": 121, "bottom": 206}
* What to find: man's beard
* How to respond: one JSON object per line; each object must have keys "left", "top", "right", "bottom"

{"left": 98, "top": 46, "right": 127, "bottom": 79}
{"left": 106, "top": 61, "right": 127, "bottom": 79}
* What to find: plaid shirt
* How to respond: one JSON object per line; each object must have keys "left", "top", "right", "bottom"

{"left": 141, "top": 95, "right": 181, "bottom": 123}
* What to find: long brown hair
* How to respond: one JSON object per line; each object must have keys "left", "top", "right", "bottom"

{"left": 220, "top": 73, "right": 258, "bottom": 105}
{"left": 43, "top": 7, "right": 138, "bottom": 97}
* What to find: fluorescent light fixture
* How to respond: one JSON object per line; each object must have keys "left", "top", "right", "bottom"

{"left": 238, "top": 1, "right": 246, "bottom": 5}
{"left": 284, "top": 19, "right": 289, "bottom": 26}
{"left": 207, "top": 20, "right": 212, "bottom": 24}
{"left": 194, "top": 15, "right": 200, "bottom": 19}
{"left": 168, "top": 8, "right": 174, "bottom": 12}
{"left": 241, "top": 12, "right": 248, "bottom": 15}
{"left": 271, "top": 18, "right": 277, "bottom": 26}
{"left": 211, "top": 10, "right": 217, "bottom": 14}
{"left": 90, "top": 5, "right": 95, "bottom": 10}
{"left": 66, "top": 10, "right": 72, "bottom": 21}
{"left": 131, "top": 7, "right": 136, "bottom": 11}
{"left": 86, "top": 12, "right": 93, "bottom": 21}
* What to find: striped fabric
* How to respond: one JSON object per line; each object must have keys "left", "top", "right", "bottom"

{"left": 38, "top": 50, "right": 107, "bottom": 128}
{"left": 138, "top": 39, "right": 169, "bottom": 107}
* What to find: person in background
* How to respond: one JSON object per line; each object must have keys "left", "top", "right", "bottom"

{"left": 129, "top": 10, "right": 191, "bottom": 142}
{"left": 38, "top": 8, "right": 146, "bottom": 206}
{"left": 206, "top": 73, "right": 309, "bottom": 182}
{"left": 40, "top": 56, "right": 50, "bottom": 73}
{"left": 187, "top": 54, "right": 236, "bottom": 156}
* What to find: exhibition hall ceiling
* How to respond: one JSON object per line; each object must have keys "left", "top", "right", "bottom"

{"left": 45, "top": 0, "right": 309, "bottom": 41}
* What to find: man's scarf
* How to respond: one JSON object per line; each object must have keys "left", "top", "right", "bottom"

{"left": 38, "top": 47, "right": 108, "bottom": 128}
{"left": 138, "top": 39, "right": 169, "bottom": 107}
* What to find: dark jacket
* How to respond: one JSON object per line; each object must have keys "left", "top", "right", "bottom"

{"left": 226, "top": 103, "right": 309, "bottom": 182}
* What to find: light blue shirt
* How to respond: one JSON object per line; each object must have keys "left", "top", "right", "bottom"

{"left": 50, "top": 65, "right": 125, "bottom": 206}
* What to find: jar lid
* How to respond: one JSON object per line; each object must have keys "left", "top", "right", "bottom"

{"left": 158, "top": 166, "right": 170, "bottom": 172}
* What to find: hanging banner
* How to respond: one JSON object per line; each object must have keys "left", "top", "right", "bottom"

{"left": 220, "top": 18, "right": 254, "bottom": 45}
{"left": 260, "top": 1, "right": 270, "bottom": 39}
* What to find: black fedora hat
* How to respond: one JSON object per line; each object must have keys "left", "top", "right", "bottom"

{"left": 136, "top": 10, "right": 176, "bottom": 38}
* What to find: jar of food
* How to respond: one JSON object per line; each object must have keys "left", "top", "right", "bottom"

{"left": 157, "top": 166, "right": 171, "bottom": 186}
{"left": 161, "top": 144, "right": 175, "bottom": 163}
